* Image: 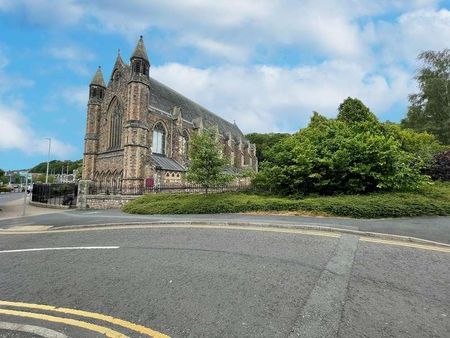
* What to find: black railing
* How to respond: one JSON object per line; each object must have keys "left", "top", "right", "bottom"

{"left": 32, "top": 183, "right": 78, "bottom": 207}
{"left": 88, "top": 182, "right": 251, "bottom": 195}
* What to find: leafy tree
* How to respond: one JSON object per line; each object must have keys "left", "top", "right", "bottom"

{"left": 29, "top": 159, "right": 83, "bottom": 174}
{"left": 246, "top": 132, "right": 290, "bottom": 163}
{"left": 0, "top": 169, "right": 4, "bottom": 177}
{"left": 186, "top": 130, "right": 232, "bottom": 193}
{"left": 383, "top": 123, "right": 444, "bottom": 168}
{"left": 255, "top": 99, "right": 428, "bottom": 195}
{"left": 337, "top": 97, "right": 378, "bottom": 124}
{"left": 401, "top": 49, "right": 450, "bottom": 144}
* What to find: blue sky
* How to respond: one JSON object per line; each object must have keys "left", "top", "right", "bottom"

{"left": 1, "top": 0, "right": 450, "bottom": 170}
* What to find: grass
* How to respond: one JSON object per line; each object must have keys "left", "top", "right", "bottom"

{"left": 122, "top": 182, "right": 450, "bottom": 218}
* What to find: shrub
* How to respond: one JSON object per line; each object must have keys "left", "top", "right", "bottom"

{"left": 255, "top": 99, "right": 427, "bottom": 195}
{"left": 429, "top": 150, "right": 450, "bottom": 180}
{"left": 123, "top": 182, "right": 450, "bottom": 218}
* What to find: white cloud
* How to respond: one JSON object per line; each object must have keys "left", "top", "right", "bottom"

{"left": 0, "top": 103, "right": 76, "bottom": 158}
{"left": 152, "top": 61, "right": 414, "bottom": 133}
{"left": 62, "top": 86, "right": 88, "bottom": 107}
{"left": 47, "top": 44, "right": 95, "bottom": 75}
{"left": 373, "top": 8, "right": 450, "bottom": 64}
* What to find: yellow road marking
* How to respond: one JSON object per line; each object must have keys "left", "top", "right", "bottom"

{"left": 0, "top": 223, "right": 341, "bottom": 239}
{"left": 360, "top": 237, "right": 450, "bottom": 253}
{"left": 0, "top": 308, "right": 127, "bottom": 338}
{"left": 0, "top": 301, "right": 169, "bottom": 338}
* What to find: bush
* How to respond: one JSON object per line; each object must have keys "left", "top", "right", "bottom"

{"left": 256, "top": 99, "right": 427, "bottom": 195}
{"left": 123, "top": 182, "right": 450, "bottom": 218}
{"left": 0, "top": 186, "right": 11, "bottom": 193}
{"left": 429, "top": 150, "right": 450, "bottom": 180}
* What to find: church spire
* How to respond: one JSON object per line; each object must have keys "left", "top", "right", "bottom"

{"left": 113, "top": 49, "right": 125, "bottom": 70}
{"left": 131, "top": 35, "right": 149, "bottom": 63}
{"left": 90, "top": 66, "right": 106, "bottom": 87}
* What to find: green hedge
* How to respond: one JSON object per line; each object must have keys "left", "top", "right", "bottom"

{"left": 123, "top": 182, "right": 450, "bottom": 218}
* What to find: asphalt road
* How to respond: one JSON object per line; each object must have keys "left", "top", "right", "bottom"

{"left": 0, "top": 225, "right": 449, "bottom": 337}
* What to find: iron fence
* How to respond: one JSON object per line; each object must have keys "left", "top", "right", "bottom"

{"left": 88, "top": 182, "right": 251, "bottom": 195}
{"left": 31, "top": 183, "right": 78, "bottom": 207}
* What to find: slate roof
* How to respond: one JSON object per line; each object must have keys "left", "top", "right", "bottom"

{"left": 90, "top": 66, "right": 106, "bottom": 87}
{"left": 148, "top": 77, "right": 245, "bottom": 140}
{"left": 150, "top": 154, "right": 186, "bottom": 172}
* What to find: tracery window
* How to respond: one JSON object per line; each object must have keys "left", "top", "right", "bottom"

{"left": 152, "top": 122, "right": 166, "bottom": 155}
{"left": 108, "top": 99, "right": 123, "bottom": 149}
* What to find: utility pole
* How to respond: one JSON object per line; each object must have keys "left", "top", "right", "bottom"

{"left": 45, "top": 138, "right": 51, "bottom": 184}
{"left": 22, "top": 171, "right": 28, "bottom": 216}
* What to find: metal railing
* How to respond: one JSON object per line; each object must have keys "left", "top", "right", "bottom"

{"left": 88, "top": 182, "right": 251, "bottom": 195}
{"left": 31, "top": 183, "right": 78, "bottom": 207}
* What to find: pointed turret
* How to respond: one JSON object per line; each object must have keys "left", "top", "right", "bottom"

{"left": 90, "top": 66, "right": 106, "bottom": 87}
{"left": 131, "top": 35, "right": 149, "bottom": 63}
{"left": 113, "top": 49, "right": 125, "bottom": 70}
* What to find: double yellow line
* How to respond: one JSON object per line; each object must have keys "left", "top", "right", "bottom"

{"left": 0, "top": 300, "right": 169, "bottom": 338}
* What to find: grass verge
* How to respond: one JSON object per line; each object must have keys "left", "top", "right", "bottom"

{"left": 122, "top": 182, "right": 450, "bottom": 218}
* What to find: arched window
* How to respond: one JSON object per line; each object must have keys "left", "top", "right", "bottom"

{"left": 108, "top": 99, "right": 123, "bottom": 149}
{"left": 181, "top": 130, "right": 189, "bottom": 158}
{"left": 152, "top": 122, "right": 166, "bottom": 154}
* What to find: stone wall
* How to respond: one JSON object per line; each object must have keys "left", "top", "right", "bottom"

{"left": 85, "top": 194, "right": 138, "bottom": 209}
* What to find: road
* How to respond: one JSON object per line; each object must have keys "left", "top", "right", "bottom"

{"left": 0, "top": 192, "right": 449, "bottom": 337}
{"left": 0, "top": 224, "right": 449, "bottom": 337}
{"left": 1, "top": 193, "right": 449, "bottom": 244}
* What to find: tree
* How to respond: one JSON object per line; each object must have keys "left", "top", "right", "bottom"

{"left": 401, "top": 49, "right": 450, "bottom": 144}
{"left": 29, "top": 159, "right": 83, "bottom": 174}
{"left": 246, "top": 132, "right": 290, "bottom": 163}
{"left": 337, "top": 97, "right": 378, "bottom": 124}
{"left": 255, "top": 98, "right": 428, "bottom": 195}
{"left": 186, "top": 130, "right": 232, "bottom": 193}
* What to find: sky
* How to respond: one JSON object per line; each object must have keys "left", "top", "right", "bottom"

{"left": 1, "top": 0, "right": 450, "bottom": 170}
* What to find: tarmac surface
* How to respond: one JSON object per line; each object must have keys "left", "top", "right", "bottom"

{"left": 0, "top": 193, "right": 449, "bottom": 337}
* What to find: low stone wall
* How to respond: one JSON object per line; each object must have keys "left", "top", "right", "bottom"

{"left": 85, "top": 194, "right": 138, "bottom": 209}
{"left": 29, "top": 201, "right": 72, "bottom": 209}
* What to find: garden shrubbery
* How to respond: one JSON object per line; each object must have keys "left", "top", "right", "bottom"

{"left": 123, "top": 182, "right": 450, "bottom": 218}
{"left": 254, "top": 98, "right": 442, "bottom": 195}
{"left": 429, "top": 150, "right": 450, "bottom": 181}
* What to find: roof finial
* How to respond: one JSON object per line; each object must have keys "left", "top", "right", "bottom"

{"left": 118, "top": 48, "right": 121, "bottom": 56}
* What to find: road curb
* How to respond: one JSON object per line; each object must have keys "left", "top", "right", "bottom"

{"left": 51, "top": 220, "right": 450, "bottom": 249}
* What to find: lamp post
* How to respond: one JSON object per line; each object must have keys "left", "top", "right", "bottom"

{"left": 45, "top": 138, "right": 51, "bottom": 184}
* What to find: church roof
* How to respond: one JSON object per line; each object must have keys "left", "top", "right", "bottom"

{"left": 131, "top": 36, "right": 149, "bottom": 62}
{"left": 148, "top": 77, "right": 245, "bottom": 140}
{"left": 151, "top": 154, "right": 186, "bottom": 172}
{"left": 90, "top": 66, "right": 106, "bottom": 87}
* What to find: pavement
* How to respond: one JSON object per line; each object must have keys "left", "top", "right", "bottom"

{"left": 0, "top": 192, "right": 449, "bottom": 337}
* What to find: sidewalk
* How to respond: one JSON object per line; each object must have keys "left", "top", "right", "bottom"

{"left": 0, "top": 193, "right": 66, "bottom": 220}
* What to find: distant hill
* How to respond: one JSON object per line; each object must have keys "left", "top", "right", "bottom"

{"left": 30, "top": 159, "right": 82, "bottom": 174}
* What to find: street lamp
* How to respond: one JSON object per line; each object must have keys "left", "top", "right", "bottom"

{"left": 45, "top": 138, "right": 51, "bottom": 184}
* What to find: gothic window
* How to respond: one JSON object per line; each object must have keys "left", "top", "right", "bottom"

{"left": 152, "top": 122, "right": 166, "bottom": 155}
{"left": 181, "top": 130, "right": 189, "bottom": 158}
{"left": 108, "top": 99, "right": 123, "bottom": 149}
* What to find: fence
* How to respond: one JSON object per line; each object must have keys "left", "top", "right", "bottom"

{"left": 88, "top": 182, "right": 251, "bottom": 195}
{"left": 31, "top": 183, "right": 78, "bottom": 207}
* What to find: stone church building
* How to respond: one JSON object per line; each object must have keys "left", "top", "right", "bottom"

{"left": 82, "top": 36, "right": 257, "bottom": 192}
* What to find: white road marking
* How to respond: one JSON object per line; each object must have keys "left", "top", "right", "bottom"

{"left": 0, "top": 246, "right": 119, "bottom": 254}
{"left": 0, "top": 321, "right": 69, "bottom": 338}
